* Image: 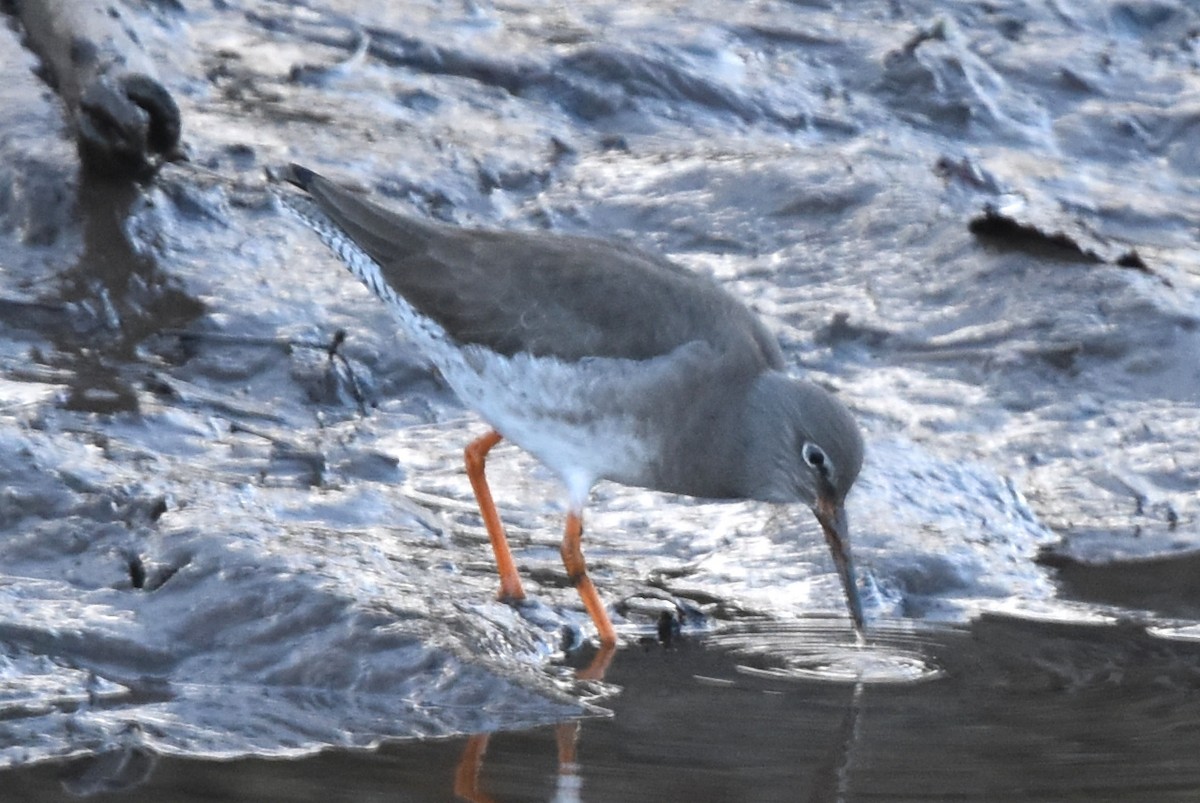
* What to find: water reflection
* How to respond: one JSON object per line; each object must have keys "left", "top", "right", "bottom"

{"left": 7, "top": 614, "right": 1200, "bottom": 800}
{"left": 60, "top": 742, "right": 157, "bottom": 797}
{"left": 452, "top": 614, "right": 1200, "bottom": 801}
{"left": 455, "top": 644, "right": 615, "bottom": 803}
{"left": 450, "top": 623, "right": 882, "bottom": 802}
{"left": 40, "top": 175, "right": 203, "bottom": 413}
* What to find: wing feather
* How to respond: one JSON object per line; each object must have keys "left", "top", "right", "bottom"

{"left": 290, "top": 166, "right": 784, "bottom": 369}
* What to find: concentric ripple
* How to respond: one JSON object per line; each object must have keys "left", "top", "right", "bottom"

{"left": 705, "top": 616, "right": 953, "bottom": 684}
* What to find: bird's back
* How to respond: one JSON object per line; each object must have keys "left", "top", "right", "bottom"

{"left": 287, "top": 166, "right": 785, "bottom": 370}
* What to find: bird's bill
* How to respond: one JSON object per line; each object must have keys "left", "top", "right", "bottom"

{"left": 815, "top": 495, "right": 864, "bottom": 634}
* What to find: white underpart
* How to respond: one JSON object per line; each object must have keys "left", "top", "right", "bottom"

{"left": 281, "top": 194, "right": 668, "bottom": 511}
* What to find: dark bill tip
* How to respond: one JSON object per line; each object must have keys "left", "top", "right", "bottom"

{"left": 815, "top": 497, "right": 864, "bottom": 634}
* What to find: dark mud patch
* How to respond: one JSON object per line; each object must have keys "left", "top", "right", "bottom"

{"left": 969, "top": 203, "right": 1157, "bottom": 276}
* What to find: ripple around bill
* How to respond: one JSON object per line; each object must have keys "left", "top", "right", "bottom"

{"left": 704, "top": 616, "right": 952, "bottom": 685}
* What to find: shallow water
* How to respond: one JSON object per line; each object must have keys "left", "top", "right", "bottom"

{"left": 0, "top": 0, "right": 1198, "bottom": 798}
{"left": 10, "top": 616, "right": 1200, "bottom": 801}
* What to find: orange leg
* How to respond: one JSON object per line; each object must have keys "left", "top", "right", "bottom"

{"left": 561, "top": 512, "right": 617, "bottom": 646}
{"left": 464, "top": 430, "right": 525, "bottom": 602}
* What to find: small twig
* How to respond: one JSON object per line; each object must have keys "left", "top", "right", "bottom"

{"left": 324, "top": 327, "right": 370, "bottom": 416}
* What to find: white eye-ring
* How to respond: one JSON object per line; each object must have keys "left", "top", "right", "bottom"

{"left": 802, "top": 442, "right": 828, "bottom": 471}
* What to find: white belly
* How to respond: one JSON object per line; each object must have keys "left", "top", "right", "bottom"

{"left": 440, "top": 345, "right": 664, "bottom": 507}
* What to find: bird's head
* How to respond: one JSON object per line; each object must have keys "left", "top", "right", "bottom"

{"left": 742, "top": 372, "right": 865, "bottom": 631}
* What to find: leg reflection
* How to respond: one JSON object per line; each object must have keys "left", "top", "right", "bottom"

{"left": 453, "top": 733, "right": 495, "bottom": 803}
{"left": 453, "top": 644, "right": 616, "bottom": 803}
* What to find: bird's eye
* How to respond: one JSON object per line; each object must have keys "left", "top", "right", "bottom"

{"left": 802, "top": 442, "right": 828, "bottom": 471}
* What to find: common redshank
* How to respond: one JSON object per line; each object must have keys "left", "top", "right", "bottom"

{"left": 278, "top": 164, "right": 865, "bottom": 646}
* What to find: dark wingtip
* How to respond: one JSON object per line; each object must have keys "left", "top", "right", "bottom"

{"left": 284, "top": 163, "right": 319, "bottom": 191}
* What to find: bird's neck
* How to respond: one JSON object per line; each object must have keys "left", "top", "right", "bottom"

{"left": 731, "top": 371, "right": 804, "bottom": 503}
{"left": 648, "top": 369, "right": 786, "bottom": 502}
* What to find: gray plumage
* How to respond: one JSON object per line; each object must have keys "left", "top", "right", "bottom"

{"left": 279, "top": 163, "right": 867, "bottom": 631}
{"left": 287, "top": 165, "right": 784, "bottom": 369}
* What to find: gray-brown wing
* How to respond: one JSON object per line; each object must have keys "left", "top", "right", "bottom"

{"left": 290, "top": 165, "right": 784, "bottom": 368}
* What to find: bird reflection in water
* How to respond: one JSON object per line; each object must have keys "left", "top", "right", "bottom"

{"left": 453, "top": 643, "right": 617, "bottom": 803}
